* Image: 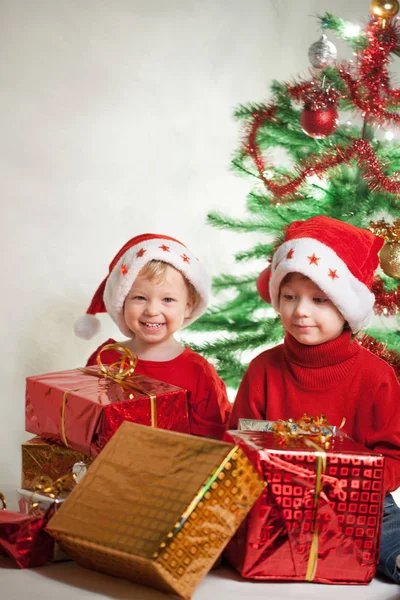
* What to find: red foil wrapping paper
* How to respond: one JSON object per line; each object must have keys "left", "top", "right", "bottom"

{"left": 224, "top": 430, "right": 385, "bottom": 584}
{"left": 17, "top": 488, "right": 71, "bottom": 562}
{"left": 26, "top": 367, "right": 189, "bottom": 456}
{"left": 0, "top": 510, "right": 54, "bottom": 568}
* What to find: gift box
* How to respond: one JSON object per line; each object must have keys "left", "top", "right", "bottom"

{"left": 26, "top": 366, "right": 189, "bottom": 456}
{"left": 47, "top": 421, "right": 265, "bottom": 599}
{"left": 0, "top": 491, "right": 54, "bottom": 568}
{"left": 21, "top": 436, "right": 92, "bottom": 489}
{"left": 17, "top": 488, "right": 70, "bottom": 561}
{"left": 238, "top": 418, "right": 342, "bottom": 437}
{"left": 224, "top": 430, "right": 385, "bottom": 584}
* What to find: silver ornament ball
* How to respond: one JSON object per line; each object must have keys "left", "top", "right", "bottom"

{"left": 308, "top": 35, "right": 337, "bottom": 69}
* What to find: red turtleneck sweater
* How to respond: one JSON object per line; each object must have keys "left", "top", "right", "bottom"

{"left": 87, "top": 339, "right": 231, "bottom": 440}
{"left": 229, "top": 331, "right": 400, "bottom": 493}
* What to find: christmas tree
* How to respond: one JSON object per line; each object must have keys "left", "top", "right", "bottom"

{"left": 188, "top": 3, "right": 400, "bottom": 390}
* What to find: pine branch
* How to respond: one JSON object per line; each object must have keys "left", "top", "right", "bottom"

{"left": 318, "top": 12, "right": 368, "bottom": 49}
{"left": 211, "top": 273, "right": 258, "bottom": 289}
{"left": 235, "top": 243, "right": 276, "bottom": 262}
{"left": 207, "top": 211, "right": 273, "bottom": 232}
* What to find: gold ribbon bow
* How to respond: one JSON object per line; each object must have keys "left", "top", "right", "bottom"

{"left": 32, "top": 473, "right": 76, "bottom": 499}
{"left": 96, "top": 343, "right": 139, "bottom": 382}
{"left": 21, "top": 473, "right": 77, "bottom": 517}
{"left": 61, "top": 344, "right": 157, "bottom": 447}
{"left": 0, "top": 492, "right": 6, "bottom": 510}
{"left": 272, "top": 413, "right": 345, "bottom": 449}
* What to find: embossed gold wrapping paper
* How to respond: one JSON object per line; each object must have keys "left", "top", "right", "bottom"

{"left": 47, "top": 421, "right": 265, "bottom": 599}
{"left": 21, "top": 437, "right": 92, "bottom": 489}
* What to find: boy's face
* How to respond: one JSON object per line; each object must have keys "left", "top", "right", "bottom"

{"left": 279, "top": 273, "right": 346, "bottom": 346}
{"left": 123, "top": 265, "right": 193, "bottom": 347}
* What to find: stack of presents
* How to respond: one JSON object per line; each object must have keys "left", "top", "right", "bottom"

{"left": 1, "top": 345, "right": 385, "bottom": 598}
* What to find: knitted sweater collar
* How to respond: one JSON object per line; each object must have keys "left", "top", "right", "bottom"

{"left": 283, "top": 330, "right": 360, "bottom": 388}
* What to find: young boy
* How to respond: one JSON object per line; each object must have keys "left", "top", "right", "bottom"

{"left": 75, "top": 233, "right": 231, "bottom": 440}
{"left": 229, "top": 215, "right": 400, "bottom": 583}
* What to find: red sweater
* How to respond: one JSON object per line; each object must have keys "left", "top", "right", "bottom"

{"left": 87, "top": 339, "right": 231, "bottom": 440}
{"left": 229, "top": 331, "right": 400, "bottom": 493}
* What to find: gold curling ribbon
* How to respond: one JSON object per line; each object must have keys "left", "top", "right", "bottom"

{"left": 304, "top": 438, "right": 327, "bottom": 582}
{"left": 23, "top": 473, "right": 77, "bottom": 517}
{"left": 94, "top": 343, "right": 157, "bottom": 428}
{"left": 0, "top": 492, "right": 6, "bottom": 510}
{"left": 272, "top": 413, "right": 345, "bottom": 449}
{"left": 96, "top": 343, "right": 139, "bottom": 381}
{"left": 61, "top": 343, "right": 157, "bottom": 447}
{"left": 32, "top": 472, "right": 76, "bottom": 499}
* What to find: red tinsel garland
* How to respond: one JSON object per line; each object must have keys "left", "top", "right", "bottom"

{"left": 245, "top": 119, "right": 400, "bottom": 198}
{"left": 245, "top": 105, "right": 278, "bottom": 189}
{"left": 372, "top": 277, "right": 400, "bottom": 315}
{"left": 243, "top": 18, "right": 400, "bottom": 200}
{"left": 360, "top": 334, "right": 400, "bottom": 381}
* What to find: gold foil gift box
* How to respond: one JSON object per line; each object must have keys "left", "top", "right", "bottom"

{"left": 47, "top": 421, "right": 265, "bottom": 599}
{"left": 21, "top": 436, "right": 92, "bottom": 489}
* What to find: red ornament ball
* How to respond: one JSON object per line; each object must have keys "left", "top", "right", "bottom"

{"left": 256, "top": 266, "right": 272, "bottom": 303}
{"left": 300, "top": 104, "right": 339, "bottom": 139}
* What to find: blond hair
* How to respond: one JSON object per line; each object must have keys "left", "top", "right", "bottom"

{"left": 138, "top": 260, "right": 200, "bottom": 309}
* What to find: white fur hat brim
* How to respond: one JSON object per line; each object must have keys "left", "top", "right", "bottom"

{"left": 270, "top": 238, "right": 375, "bottom": 333}
{"left": 104, "top": 237, "right": 211, "bottom": 337}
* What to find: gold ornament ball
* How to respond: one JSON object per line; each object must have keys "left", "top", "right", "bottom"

{"left": 380, "top": 242, "right": 400, "bottom": 278}
{"left": 371, "top": 0, "right": 399, "bottom": 18}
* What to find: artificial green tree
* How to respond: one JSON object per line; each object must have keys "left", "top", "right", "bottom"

{"left": 188, "top": 10, "right": 400, "bottom": 389}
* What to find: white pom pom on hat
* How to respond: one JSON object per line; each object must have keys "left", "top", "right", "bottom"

{"left": 74, "top": 314, "right": 101, "bottom": 340}
{"left": 75, "top": 233, "right": 211, "bottom": 339}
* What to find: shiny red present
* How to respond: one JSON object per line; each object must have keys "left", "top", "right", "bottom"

{"left": 26, "top": 367, "right": 189, "bottom": 457}
{"left": 224, "top": 430, "right": 385, "bottom": 584}
{"left": 0, "top": 508, "right": 54, "bottom": 568}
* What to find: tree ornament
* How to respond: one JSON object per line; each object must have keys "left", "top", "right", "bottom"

{"left": 300, "top": 87, "right": 340, "bottom": 139}
{"left": 370, "top": 218, "right": 400, "bottom": 278}
{"left": 380, "top": 242, "right": 400, "bottom": 278}
{"left": 370, "top": 0, "right": 399, "bottom": 19}
{"left": 370, "top": 218, "right": 400, "bottom": 241}
{"left": 308, "top": 35, "right": 337, "bottom": 69}
{"left": 300, "top": 88, "right": 339, "bottom": 138}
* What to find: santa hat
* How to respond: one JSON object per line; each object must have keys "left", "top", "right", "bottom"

{"left": 257, "top": 216, "right": 384, "bottom": 333}
{"left": 74, "top": 233, "right": 211, "bottom": 339}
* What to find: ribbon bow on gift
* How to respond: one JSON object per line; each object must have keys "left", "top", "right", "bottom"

{"left": 61, "top": 344, "right": 157, "bottom": 448}
{"left": 32, "top": 472, "right": 77, "bottom": 500}
{"left": 272, "top": 413, "right": 346, "bottom": 449}
{"left": 95, "top": 343, "right": 139, "bottom": 383}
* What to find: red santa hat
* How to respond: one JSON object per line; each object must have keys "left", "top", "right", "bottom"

{"left": 257, "top": 216, "right": 384, "bottom": 333}
{"left": 74, "top": 233, "right": 211, "bottom": 339}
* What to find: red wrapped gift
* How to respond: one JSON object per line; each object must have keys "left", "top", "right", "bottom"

{"left": 0, "top": 492, "right": 54, "bottom": 568}
{"left": 26, "top": 365, "right": 189, "bottom": 457}
{"left": 224, "top": 430, "right": 385, "bottom": 584}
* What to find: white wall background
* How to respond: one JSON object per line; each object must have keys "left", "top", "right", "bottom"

{"left": 1, "top": 0, "right": 396, "bottom": 486}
